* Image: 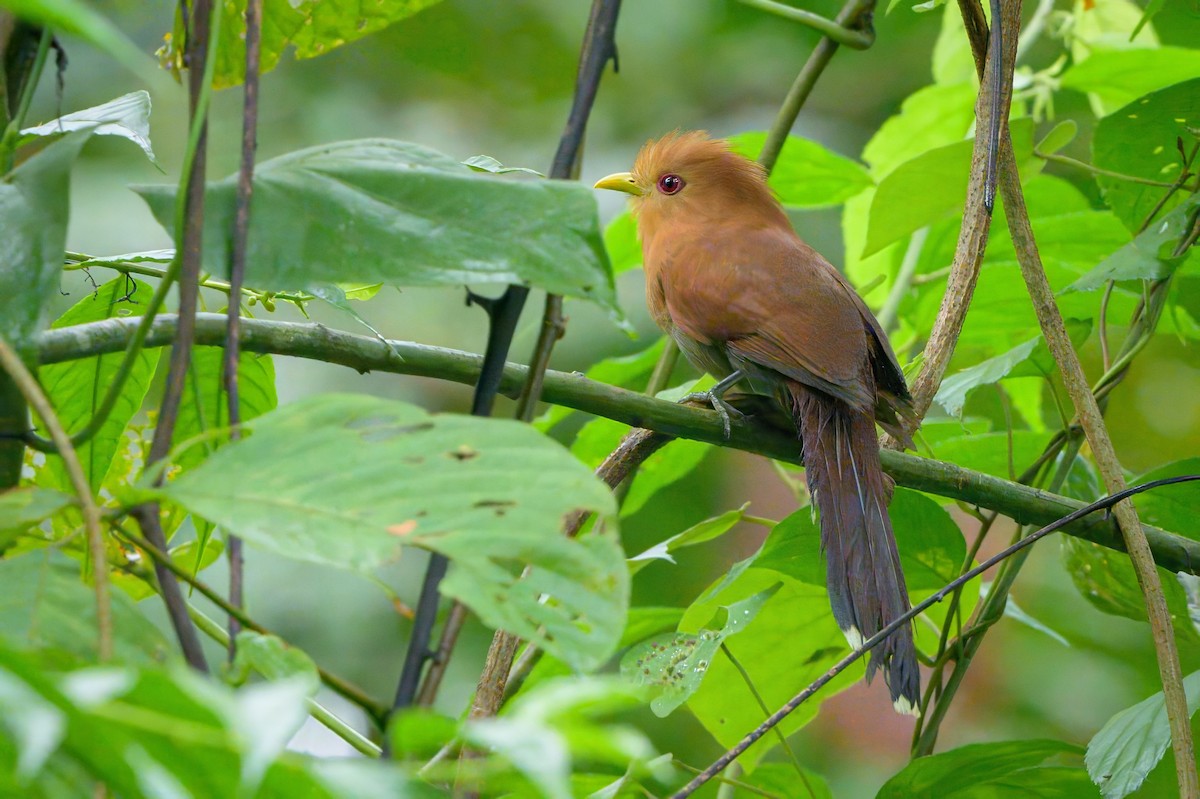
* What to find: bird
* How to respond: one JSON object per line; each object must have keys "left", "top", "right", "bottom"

{"left": 594, "top": 131, "right": 920, "bottom": 714}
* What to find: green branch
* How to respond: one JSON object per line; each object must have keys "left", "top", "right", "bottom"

{"left": 36, "top": 313, "right": 1200, "bottom": 574}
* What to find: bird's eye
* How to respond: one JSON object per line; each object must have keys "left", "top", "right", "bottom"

{"left": 657, "top": 174, "right": 685, "bottom": 195}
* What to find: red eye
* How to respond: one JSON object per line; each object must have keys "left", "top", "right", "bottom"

{"left": 657, "top": 174, "right": 685, "bottom": 195}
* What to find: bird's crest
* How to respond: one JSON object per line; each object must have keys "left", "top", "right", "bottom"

{"left": 632, "top": 130, "right": 775, "bottom": 206}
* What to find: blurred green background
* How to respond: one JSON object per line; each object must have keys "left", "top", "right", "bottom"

{"left": 33, "top": 0, "right": 1200, "bottom": 794}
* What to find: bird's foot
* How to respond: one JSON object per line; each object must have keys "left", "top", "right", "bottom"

{"left": 680, "top": 390, "right": 744, "bottom": 439}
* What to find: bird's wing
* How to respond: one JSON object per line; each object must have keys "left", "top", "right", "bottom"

{"left": 659, "top": 226, "right": 876, "bottom": 410}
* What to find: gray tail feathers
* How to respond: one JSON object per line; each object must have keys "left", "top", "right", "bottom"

{"left": 788, "top": 381, "right": 921, "bottom": 715}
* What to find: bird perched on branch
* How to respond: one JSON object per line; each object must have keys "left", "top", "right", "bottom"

{"left": 595, "top": 131, "right": 920, "bottom": 714}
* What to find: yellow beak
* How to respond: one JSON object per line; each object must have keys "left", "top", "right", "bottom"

{"left": 593, "top": 172, "right": 641, "bottom": 195}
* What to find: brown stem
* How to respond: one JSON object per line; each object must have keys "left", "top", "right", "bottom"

{"left": 883, "top": 0, "right": 1015, "bottom": 447}
{"left": 224, "top": 0, "right": 263, "bottom": 663}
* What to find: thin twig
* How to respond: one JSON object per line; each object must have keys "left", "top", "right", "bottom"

{"left": 452, "top": 0, "right": 624, "bottom": 721}
{"left": 35, "top": 313, "right": 1200, "bottom": 575}
{"left": 1035, "top": 150, "right": 1185, "bottom": 189}
{"left": 0, "top": 336, "right": 111, "bottom": 661}
{"left": 670, "top": 475, "right": 1200, "bottom": 797}
{"left": 1000, "top": 127, "right": 1199, "bottom": 796}
{"left": 737, "top": 0, "right": 874, "bottom": 49}
{"left": 984, "top": 7, "right": 1197, "bottom": 790}
{"left": 131, "top": 0, "right": 223, "bottom": 674}
{"left": 883, "top": 0, "right": 1016, "bottom": 445}
{"left": 224, "top": 0, "right": 263, "bottom": 662}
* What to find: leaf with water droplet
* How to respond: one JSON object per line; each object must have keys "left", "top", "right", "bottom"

{"left": 620, "top": 583, "right": 781, "bottom": 717}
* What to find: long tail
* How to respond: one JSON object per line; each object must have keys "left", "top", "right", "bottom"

{"left": 788, "top": 381, "right": 920, "bottom": 715}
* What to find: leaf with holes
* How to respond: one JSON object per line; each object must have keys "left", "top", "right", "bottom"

{"left": 620, "top": 583, "right": 780, "bottom": 717}
{"left": 132, "top": 139, "right": 619, "bottom": 316}
{"left": 1093, "top": 79, "right": 1200, "bottom": 233}
{"left": 149, "top": 394, "right": 625, "bottom": 671}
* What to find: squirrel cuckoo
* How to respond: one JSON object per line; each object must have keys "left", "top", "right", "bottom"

{"left": 595, "top": 131, "right": 920, "bottom": 713}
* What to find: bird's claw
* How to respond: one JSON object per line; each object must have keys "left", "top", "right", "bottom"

{"left": 681, "top": 390, "right": 743, "bottom": 439}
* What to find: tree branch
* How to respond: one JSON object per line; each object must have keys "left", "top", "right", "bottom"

{"left": 37, "top": 313, "right": 1200, "bottom": 575}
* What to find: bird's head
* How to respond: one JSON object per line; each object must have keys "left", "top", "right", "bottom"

{"left": 593, "top": 131, "right": 782, "bottom": 238}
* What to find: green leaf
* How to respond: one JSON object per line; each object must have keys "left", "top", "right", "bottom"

{"left": 572, "top": 417, "right": 710, "bottom": 517}
{"left": 0, "top": 0, "right": 158, "bottom": 82}
{"left": 1086, "top": 671, "right": 1200, "bottom": 799}
{"left": 861, "top": 82, "right": 979, "bottom": 179}
{"left": 681, "top": 569, "right": 862, "bottom": 770}
{"left": 1063, "top": 193, "right": 1200, "bottom": 292}
{"left": 930, "top": 0, "right": 975, "bottom": 86}
{"left": 620, "top": 583, "right": 780, "bottom": 716}
{"left": 133, "top": 139, "right": 619, "bottom": 315}
{"left": 34, "top": 278, "right": 160, "bottom": 493}
{"left": 1131, "top": 457, "right": 1200, "bottom": 539}
{"left": 929, "top": 431, "right": 1049, "bottom": 484}
{"left": 1036, "top": 120, "right": 1079, "bottom": 155}
{"left": 877, "top": 739, "right": 1084, "bottom": 798}
{"left": 0, "top": 488, "right": 72, "bottom": 547}
{"left": 174, "top": 346, "right": 277, "bottom": 474}
{"left": 0, "top": 131, "right": 88, "bottom": 351}
{"left": 728, "top": 131, "right": 873, "bottom": 207}
{"left": 0, "top": 552, "right": 170, "bottom": 667}
{"left": 462, "top": 154, "right": 544, "bottom": 177}
{"left": 739, "top": 763, "right": 833, "bottom": 799}
{"left": 1061, "top": 47, "right": 1200, "bottom": 115}
{"left": 604, "top": 211, "right": 642, "bottom": 276}
{"left": 152, "top": 394, "right": 625, "bottom": 672}
{"left": 1061, "top": 537, "right": 1196, "bottom": 642}
{"left": 1092, "top": 79, "right": 1200, "bottom": 233}
{"left": 19, "top": 91, "right": 158, "bottom": 166}
{"left": 629, "top": 504, "right": 749, "bottom": 573}
{"left": 934, "top": 320, "right": 1091, "bottom": 416}
{"left": 864, "top": 118, "right": 1035, "bottom": 257}
{"left": 187, "top": 0, "right": 445, "bottom": 89}
{"left": 230, "top": 631, "right": 319, "bottom": 694}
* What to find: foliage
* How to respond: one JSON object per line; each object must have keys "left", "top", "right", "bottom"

{"left": 0, "top": 0, "right": 1197, "bottom": 796}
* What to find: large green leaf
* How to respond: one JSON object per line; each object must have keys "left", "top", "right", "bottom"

{"left": 0, "top": 131, "right": 88, "bottom": 351}
{"left": 34, "top": 278, "right": 159, "bottom": 493}
{"left": 1064, "top": 193, "right": 1200, "bottom": 292}
{"left": 1093, "top": 79, "right": 1200, "bottom": 233}
{"left": 861, "top": 82, "right": 979, "bottom": 179}
{"left": 172, "top": 0, "right": 445, "bottom": 89}
{"left": 738, "top": 763, "right": 833, "bottom": 799}
{"left": 728, "top": 131, "right": 874, "bottom": 208}
{"left": 0, "top": 552, "right": 169, "bottom": 667}
{"left": 680, "top": 568, "right": 862, "bottom": 771}
{"left": 175, "top": 346, "right": 277, "bottom": 474}
{"left": 19, "top": 91, "right": 157, "bottom": 166}
{"left": 603, "top": 211, "right": 642, "bottom": 276}
{"left": 620, "top": 583, "right": 781, "bottom": 716}
{"left": 1086, "top": 671, "right": 1200, "bottom": 799}
{"left": 1060, "top": 47, "right": 1200, "bottom": 113}
{"left": 864, "top": 118, "right": 1035, "bottom": 257}
{"left": 133, "top": 139, "right": 619, "bottom": 315}
{"left": 934, "top": 320, "right": 1091, "bottom": 416}
{"left": 151, "top": 394, "right": 626, "bottom": 672}
{"left": 877, "top": 739, "right": 1085, "bottom": 798}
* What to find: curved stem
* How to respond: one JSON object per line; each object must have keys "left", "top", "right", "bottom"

{"left": 737, "top": 0, "right": 874, "bottom": 49}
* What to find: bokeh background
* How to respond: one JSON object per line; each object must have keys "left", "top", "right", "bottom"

{"left": 34, "top": 1, "right": 1200, "bottom": 794}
